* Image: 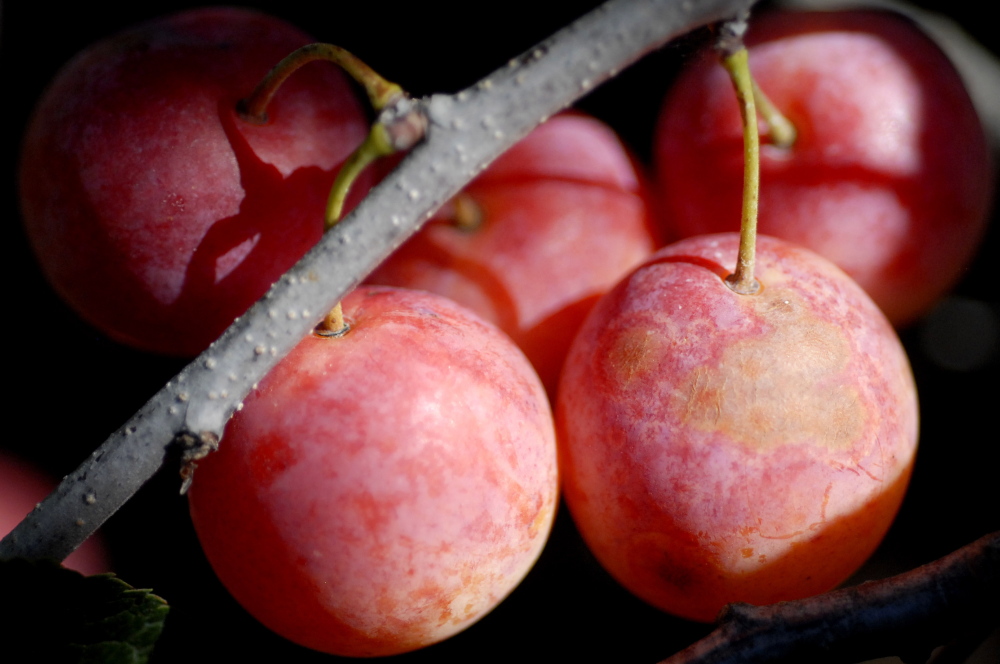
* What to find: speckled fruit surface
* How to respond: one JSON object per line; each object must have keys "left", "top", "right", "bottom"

{"left": 188, "top": 286, "right": 559, "bottom": 656}
{"left": 557, "top": 234, "right": 919, "bottom": 622}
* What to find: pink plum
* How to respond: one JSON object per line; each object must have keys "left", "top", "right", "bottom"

{"left": 188, "top": 286, "right": 559, "bottom": 656}
{"left": 557, "top": 233, "right": 919, "bottom": 622}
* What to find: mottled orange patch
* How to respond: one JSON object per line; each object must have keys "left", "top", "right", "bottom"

{"left": 608, "top": 327, "right": 663, "bottom": 387}
{"left": 413, "top": 581, "right": 455, "bottom": 626}
{"left": 679, "top": 288, "right": 863, "bottom": 450}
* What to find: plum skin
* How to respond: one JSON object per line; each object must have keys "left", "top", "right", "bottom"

{"left": 19, "top": 7, "right": 370, "bottom": 355}
{"left": 556, "top": 234, "right": 918, "bottom": 622}
{"left": 0, "top": 453, "right": 111, "bottom": 576}
{"left": 188, "top": 287, "right": 559, "bottom": 657}
{"left": 367, "top": 112, "right": 658, "bottom": 395}
{"left": 655, "top": 10, "right": 993, "bottom": 326}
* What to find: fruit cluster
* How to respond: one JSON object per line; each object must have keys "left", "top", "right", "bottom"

{"left": 6, "top": 2, "right": 997, "bottom": 661}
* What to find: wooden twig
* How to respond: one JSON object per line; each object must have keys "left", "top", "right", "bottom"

{"left": 659, "top": 531, "right": 1000, "bottom": 664}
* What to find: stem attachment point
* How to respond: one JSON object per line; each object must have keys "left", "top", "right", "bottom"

{"left": 315, "top": 303, "right": 350, "bottom": 338}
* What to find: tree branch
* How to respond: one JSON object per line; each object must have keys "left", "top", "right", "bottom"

{"left": 659, "top": 531, "right": 1000, "bottom": 664}
{"left": 0, "top": 0, "right": 752, "bottom": 563}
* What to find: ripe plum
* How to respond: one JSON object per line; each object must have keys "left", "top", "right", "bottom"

{"left": 188, "top": 286, "right": 559, "bottom": 656}
{"left": 19, "top": 7, "right": 371, "bottom": 355}
{"left": 557, "top": 233, "right": 919, "bottom": 621}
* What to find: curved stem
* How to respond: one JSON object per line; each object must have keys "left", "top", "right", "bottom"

{"left": 240, "top": 45, "right": 414, "bottom": 333}
{"left": 321, "top": 120, "right": 399, "bottom": 336}
{"left": 325, "top": 123, "right": 395, "bottom": 230}
{"left": 752, "top": 79, "right": 796, "bottom": 148}
{"left": 722, "top": 47, "right": 761, "bottom": 295}
{"left": 239, "top": 43, "right": 404, "bottom": 124}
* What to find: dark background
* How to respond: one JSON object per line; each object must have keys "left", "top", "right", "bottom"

{"left": 1, "top": 1, "right": 997, "bottom": 661}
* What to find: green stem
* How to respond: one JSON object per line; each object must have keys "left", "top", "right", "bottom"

{"left": 316, "top": 125, "right": 390, "bottom": 336}
{"left": 236, "top": 43, "right": 409, "bottom": 338}
{"left": 325, "top": 123, "right": 395, "bottom": 230}
{"left": 722, "top": 48, "right": 761, "bottom": 296}
{"left": 751, "top": 78, "right": 796, "bottom": 149}
{"left": 239, "top": 43, "right": 403, "bottom": 124}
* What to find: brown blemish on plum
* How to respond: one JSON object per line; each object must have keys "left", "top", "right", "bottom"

{"left": 679, "top": 288, "right": 864, "bottom": 450}
{"left": 627, "top": 530, "right": 709, "bottom": 598}
{"left": 608, "top": 327, "right": 663, "bottom": 387}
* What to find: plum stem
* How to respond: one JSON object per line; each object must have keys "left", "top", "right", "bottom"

{"left": 435, "top": 193, "right": 484, "bottom": 231}
{"left": 715, "top": 11, "right": 796, "bottom": 149}
{"left": 325, "top": 123, "right": 396, "bottom": 230}
{"left": 451, "top": 194, "right": 484, "bottom": 230}
{"left": 317, "top": 127, "right": 391, "bottom": 337}
{"left": 315, "top": 303, "right": 349, "bottom": 337}
{"left": 320, "top": 105, "right": 419, "bottom": 337}
{"left": 238, "top": 46, "right": 422, "bottom": 336}
{"left": 752, "top": 79, "right": 797, "bottom": 148}
{"left": 722, "top": 47, "right": 761, "bottom": 295}
{"left": 238, "top": 43, "right": 404, "bottom": 124}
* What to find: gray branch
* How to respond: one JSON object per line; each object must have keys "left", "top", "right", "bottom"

{"left": 0, "top": 0, "right": 750, "bottom": 562}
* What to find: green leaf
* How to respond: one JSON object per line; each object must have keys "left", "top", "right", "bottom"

{"left": 0, "top": 558, "right": 169, "bottom": 663}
